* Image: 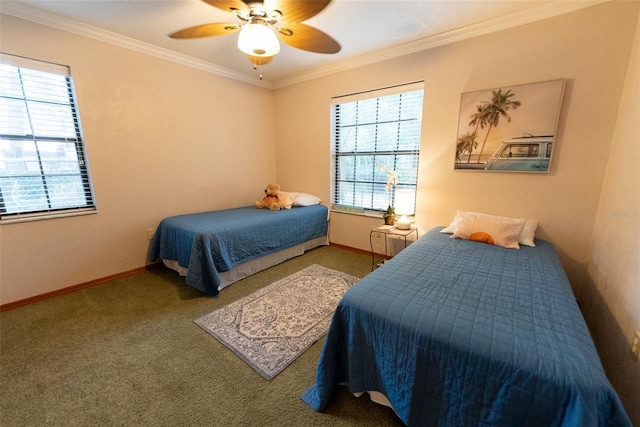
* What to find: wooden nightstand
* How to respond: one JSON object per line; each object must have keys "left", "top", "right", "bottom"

{"left": 369, "top": 225, "right": 418, "bottom": 270}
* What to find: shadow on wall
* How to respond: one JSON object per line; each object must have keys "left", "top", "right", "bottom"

{"left": 580, "top": 275, "right": 639, "bottom": 426}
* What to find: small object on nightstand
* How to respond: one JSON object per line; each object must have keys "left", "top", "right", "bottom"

{"left": 394, "top": 189, "right": 413, "bottom": 230}
{"left": 396, "top": 216, "right": 411, "bottom": 230}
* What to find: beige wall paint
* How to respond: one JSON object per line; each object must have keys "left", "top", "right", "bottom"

{"left": 0, "top": 15, "right": 276, "bottom": 304}
{"left": 583, "top": 5, "right": 640, "bottom": 422}
{"left": 275, "top": 1, "right": 638, "bottom": 290}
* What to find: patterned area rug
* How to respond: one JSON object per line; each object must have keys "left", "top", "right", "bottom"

{"left": 194, "top": 264, "right": 359, "bottom": 380}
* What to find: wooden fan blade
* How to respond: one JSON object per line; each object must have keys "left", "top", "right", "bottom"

{"left": 278, "top": 22, "right": 341, "bottom": 54}
{"left": 169, "top": 23, "right": 240, "bottom": 39}
{"left": 202, "top": 0, "right": 250, "bottom": 14}
{"left": 265, "top": 0, "right": 331, "bottom": 23}
{"left": 246, "top": 54, "right": 275, "bottom": 65}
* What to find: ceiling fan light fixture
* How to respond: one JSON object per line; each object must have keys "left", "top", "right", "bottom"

{"left": 237, "top": 23, "right": 280, "bottom": 57}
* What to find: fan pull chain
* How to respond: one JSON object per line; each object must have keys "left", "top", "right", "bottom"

{"left": 251, "top": 57, "right": 265, "bottom": 80}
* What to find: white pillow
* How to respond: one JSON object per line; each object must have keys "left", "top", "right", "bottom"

{"left": 451, "top": 211, "right": 526, "bottom": 249}
{"left": 440, "top": 210, "right": 485, "bottom": 234}
{"left": 519, "top": 220, "right": 538, "bottom": 247}
{"left": 440, "top": 214, "right": 463, "bottom": 234}
{"left": 293, "top": 192, "right": 322, "bottom": 206}
{"left": 442, "top": 211, "right": 538, "bottom": 247}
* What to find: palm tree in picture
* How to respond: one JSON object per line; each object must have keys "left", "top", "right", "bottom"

{"left": 469, "top": 88, "right": 521, "bottom": 163}
{"left": 460, "top": 102, "right": 489, "bottom": 163}
{"left": 456, "top": 131, "right": 478, "bottom": 163}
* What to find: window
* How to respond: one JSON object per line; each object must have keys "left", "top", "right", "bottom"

{"left": 332, "top": 82, "right": 423, "bottom": 215}
{"left": 0, "top": 54, "right": 95, "bottom": 223}
{"left": 500, "top": 144, "right": 539, "bottom": 158}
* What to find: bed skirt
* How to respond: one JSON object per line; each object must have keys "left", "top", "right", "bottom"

{"left": 162, "top": 234, "right": 329, "bottom": 292}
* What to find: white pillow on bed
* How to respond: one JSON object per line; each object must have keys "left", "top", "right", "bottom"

{"left": 440, "top": 214, "right": 463, "bottom": 234}
{"left": 518, "top": 220, "right": 538, "bottom": 247}
{"left": 292, "top": 192, "right": 322, "bottom": 206}
{"left": 441, "top": 211, "right": 538, "bottom": 247}
{"left": 452, "top": 211, "right": 526, "bottom": 249}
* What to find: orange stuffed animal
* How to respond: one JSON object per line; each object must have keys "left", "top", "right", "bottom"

{"left": 255, "top": 183, "right": 285, "bottom": 211}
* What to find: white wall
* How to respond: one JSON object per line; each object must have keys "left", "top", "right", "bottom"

{"left": 584, "top": 5, "right": 640, "bottom": 422}
{"left": 0, "top": 15, "right": 276, "bottom": 304}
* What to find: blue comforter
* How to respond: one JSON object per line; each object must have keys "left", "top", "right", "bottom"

{"left": 302, "top": 227, "right": 630, "bottom": 426}
{"left": 149, "top": 205, "right": 328, "bottom": 295}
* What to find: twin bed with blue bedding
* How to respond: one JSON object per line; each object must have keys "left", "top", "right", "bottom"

{"left": 302, "top": 227, "right": 630, "bottom": 426}
{"left": 149, "top": 205, "right": 329, "bottom": 295}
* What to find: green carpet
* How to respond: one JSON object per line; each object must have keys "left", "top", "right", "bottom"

{"left": 0, "top": 246, "right": 404, "bottom": 426}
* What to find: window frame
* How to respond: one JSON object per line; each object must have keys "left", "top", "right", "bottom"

{"left": 331, "top": 82, "right": 424, "bottom": 217}
{"left": 0, "top": 53, "right": 96, "bottom": 224}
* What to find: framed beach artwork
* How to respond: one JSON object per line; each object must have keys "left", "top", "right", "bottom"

{"left": 454, "top": 79, "right": 565, "bottom": 173}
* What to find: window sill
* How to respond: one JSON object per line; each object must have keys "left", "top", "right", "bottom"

{"left": 331, "top": 210, "right": 382, "bottom": 219}
{"left": 1, "top": 208, "right": 98, "bottom": 225}
{"left": 330, "top": 207, "right": 415, "bottom": 224}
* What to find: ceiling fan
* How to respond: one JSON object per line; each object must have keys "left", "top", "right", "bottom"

{"left": 169, "top": 0, "right": 341, "bottom": 73}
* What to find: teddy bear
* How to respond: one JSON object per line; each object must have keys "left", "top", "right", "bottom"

{"left": 255, "top": 183, "right": 286, "bottom": 211}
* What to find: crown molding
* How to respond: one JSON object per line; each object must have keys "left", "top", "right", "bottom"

{"left": 272, "top": 0, "right": 610, "bottom": 88}
{"left": 0, "top": 1, "right": 273, "bottom": 89}
{"left": 2, "top": 0, "right": 608, "bottom": 90}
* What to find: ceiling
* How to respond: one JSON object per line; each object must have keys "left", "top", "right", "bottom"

{"left": 1, "top": 0, "right": 604, "bottom": 88}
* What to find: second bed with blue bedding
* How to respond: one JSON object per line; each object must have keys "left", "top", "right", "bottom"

{"left": 302, "top": 227, "right": 629, "bottom": 426}
{"left": 150, "top": 205, "right": 329, "bottom": 295}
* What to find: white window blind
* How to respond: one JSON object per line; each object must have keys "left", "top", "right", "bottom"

{"left": 0, "top": 53, "right": 96, "bottom": 223}
{"left": 332, "top": 81, "right": 424, "bottom": 214}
